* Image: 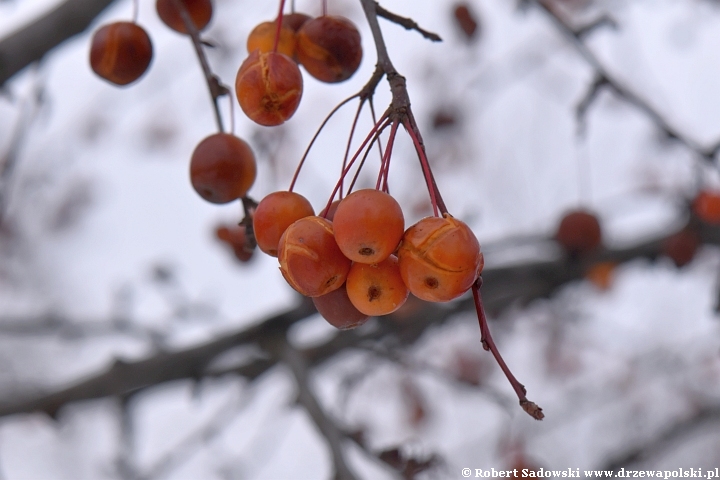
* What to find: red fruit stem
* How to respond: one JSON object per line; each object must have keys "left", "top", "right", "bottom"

{"left": 472, "top": 279, "right": 544, "bottom": 420}
{"left": 289, "top": 94, "right": 360, "bottom": 192}
{"left": 322, "top": 0, "right": 327, "bottom": 16}
{"left": 403, "top": 118, "right": 442, "bottom": 217}
{"left": 340, "top": 100, "right": 367, "bottom": 199}
{"left": 132, "top": 0, "right": 139, "bottom": 23}
{"left": 376, "top": 121, "right": 398, "bottom": 192}
{"left": 172, "top": 0, "right": 227, "bottom": 132}
{"left": 346, "top": 116, "right": 391, "bottom": 194}
{"left": 273, "top": 0, "right": 287, "bottom": 54}
{"left": 368, "top": 98, "right": 386, "bottom": 175}
{"left": 322, "top": 115, "right": 391, "bottom": 216}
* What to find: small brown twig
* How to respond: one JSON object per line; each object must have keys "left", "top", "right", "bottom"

{"left": 172, "top": 0, "right": 229, "bottom": 132}
{"left": 375, "top": 2, "right": 442, "bottom": 42}
{"left": 473, "top": 278, "right": 544, "bottom": 420}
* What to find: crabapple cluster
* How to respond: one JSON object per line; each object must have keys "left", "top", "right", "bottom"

{"left": 237, "top": 13, "right": 363, "bottom": 126}
{"left": 87, "top": 0, "right": 543, "bottom": 418}
{"left": 252, "top": 188, "right": 484, "bottom": 329}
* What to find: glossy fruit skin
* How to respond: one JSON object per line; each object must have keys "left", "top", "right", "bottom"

{"left": 333, "top": 189, "right": 404, "bottom": 264}
{"left": 693, "top": 190, "right": 720, "bottom": 224}
{"left": 90, "top": 22, "right": 153, "bottom": 86}
{"left": 555, "top": 210, "right": 602, "bottom": 255}
{"left": 235, "top": 50, "right": 303, "bottom": 126}
{"left": 278, "top": 216, "right": 351, "bottom": 297}
{"left": 346, "top": 255, "right": 409, "bottom": 316}
{"left": 312, "top": 283, "right": 369, "bottom": 329}
{"left": 216, "top": 224, "right": 253, "bottom": 262}
{"left": 397, "top": 214, "right": 482, "bottom": 302}
{"left": 247, "top": 21, "right": 296, "bottom": 58}
{"left": 296, "top": 16, "right": 362, "bottom": 83}
{"left": 156, "top": 0, "right": 212, "bottom": 33}
{"left": 253, "top": 191, "right": 314, "bottom": 257}
{"left": 190, "top": 133, "right": 256, "bottom": 204}
{"left": 662, "top": 229, "right": 699, "bottom": 267}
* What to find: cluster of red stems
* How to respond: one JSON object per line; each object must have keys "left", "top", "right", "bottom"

{"left": 89, "top": 0, "right": 549, "bottom": 419}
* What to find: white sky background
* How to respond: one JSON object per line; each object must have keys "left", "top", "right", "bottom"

{"left": 0, "top": 0, "right": 720, "bottom": 478}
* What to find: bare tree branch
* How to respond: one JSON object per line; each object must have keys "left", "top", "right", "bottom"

{"left": 0, "top": 0, "right": 118, "bottom": 87}
{"left": 603, "top": 404, "right": 720, "bottom": 471}
{"left": 535, "top": 0, "right": 720, "bottom": 161}
{"left": 269, "top": 337, "right": 358, "bottom": 480}
{"left": 375, "top": 2, "right": 442, "bottom": 42}
{"left": 3, "top": 216, "right": 718, "bottom": 420}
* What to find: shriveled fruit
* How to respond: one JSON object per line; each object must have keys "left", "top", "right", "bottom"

{"left": 296, "top": 15, "right": 362, "bottom": 83}
{"left": 453, "top": 3, "right": 479, "bottom": 40}
{"left": 397, "top": 214, "right": 482, "bottom": 302}
{"left": 693, "top": 190, "right": 720, "bottom": 224}
{"left": 89, "top": 22, "right": 153, "bottom": 86}
{"left": 312, "top": 283, "right": 369, "bottom": 329}
{"left": 662, "top": 228, "right": 699, "bottom": 267}
{"left": 190, "top": 133, "right": 256, "bottom": 204}
{"left": 235, "top": 50, "right": 303, "bottom": 126}
{"left": 246, "top": 21, "right": 296, "bottom": 57}
{"left": 156, "top": 0, "right": 212, "bottom": 34}
{"left": 333, "top": 189, "right": 404, "bottom": 264}
{"left": 346, "top": 255, "right": 408, "bottom": 316}
{"left": 216, "top": 224, "right": 254, "bottom": 262}
{"left": 253, "top": 191, "right": 314, "bottom": 257}
{"left": 555, "top": 210, "right": 602, "bottom": 255}
{"left": 278, "top": 216, "right": 351, "bottom": 297}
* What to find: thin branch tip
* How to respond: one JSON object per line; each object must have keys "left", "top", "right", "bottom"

{"left": 521, "top": 399, "right": 544, "bottom": 420}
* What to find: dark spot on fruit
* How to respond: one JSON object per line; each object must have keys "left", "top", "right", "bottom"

{"left": 359, "top": 247, "right": 374, "bottom": 256}
{"left": 367, "top": 285, "right": 381, "bottom": 302}
{"left": 325, "top": 275, "right": 338, "bottom": 287}
{"left": 424, "top": 277, "right": 439, "bottom": 289}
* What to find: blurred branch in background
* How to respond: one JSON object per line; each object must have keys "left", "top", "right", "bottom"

{"left": 0, "top": 0, "right": 118, "bottom": 87}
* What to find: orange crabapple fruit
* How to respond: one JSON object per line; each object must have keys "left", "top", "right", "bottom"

{"left": 89, "top": 22, "right": 153, "bottom": 86}
{"left": 332, "top": 189, "right": 404, "bottom": 264}
{"left": 156, "top": 0, "right": 212, "bottom": 34}
{"left": 346, "top": 255, "right": 409, "bottom": 316}
{"left": 555, "top": 209, "right": 602, "bottom": 256}
{"left": 235, "top": 50, "right": 303, "bottom": 126}
{"left": 693, "top": 190, "right": 720, "bottom": 224}
{"left": 312, "top": 283, "right": 369, "bottom": 330}
{"left": 278, "top": 216, "right": 351, "bottom": 297}
{"left": 253, "top": 191, "right": 314, "bottom": 257}
{"left": 296, "top": 15, "right": 362, "bottom": 83}
{"left": 397, "top": 214, "right": 483, "bottom": 302}
{"left": 246, "top": 21, "right": 296, "bottom": 58}
{"left": 189, "top": 133, "right": 256, "bottom": 204}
